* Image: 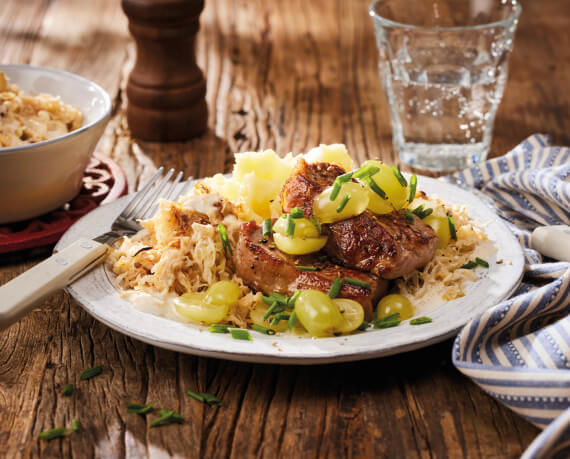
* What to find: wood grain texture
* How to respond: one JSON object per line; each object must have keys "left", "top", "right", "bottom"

{"left": 2, "top": 0, "right": 568, "bottom": 457}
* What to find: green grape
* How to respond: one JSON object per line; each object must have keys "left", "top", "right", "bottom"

{"left": 361, "top": 160, "right": 408, "bottom": 214}
{"left": 333, "top": 298, "right": 364, "bottom": 333}
{"left": 376, "top": 294, "right": 414, "bottom": 320}
{"left": 273, "top": 217, "right": 320, "bottom": 239}
{"left": 313, "top": 182, "right": 369, "bottom": 223}
{"left": 294, "top": 290, "right": 342, "bottom": 337}
{"left": 273, "top": 233, "right": 327, "bottom": 255}
{"left": 423, "top": 214, "right": 451, "bottom": 249}
{"left": 204, "top": 280, "right": 241, "bottom": 305}
{"left": 174, "top": 292, "right": 229, "bottom": 325}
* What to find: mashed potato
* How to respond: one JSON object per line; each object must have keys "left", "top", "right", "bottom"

{"left": 202, "top": 144, "right": 352, "bottom": 222}
{"left": 0, "top": 71, "right": 83, "bottom": 147}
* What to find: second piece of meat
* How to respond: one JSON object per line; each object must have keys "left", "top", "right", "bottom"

{"left": 234, "top": 221, "right": 388, "bottom": 319}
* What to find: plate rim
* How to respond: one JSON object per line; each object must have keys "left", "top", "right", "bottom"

{"left": 57, "top": 174, "right": 525, "bottom": 365}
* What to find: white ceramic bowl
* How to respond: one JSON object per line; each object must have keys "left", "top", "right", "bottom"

{"left": 0, "top": 64, "right": 112, "bottom": 224}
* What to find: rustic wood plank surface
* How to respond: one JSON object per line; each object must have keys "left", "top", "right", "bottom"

{"left": 1, "top": 0, "right": 568, "bottom": 457}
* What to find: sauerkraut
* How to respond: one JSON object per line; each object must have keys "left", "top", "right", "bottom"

{"left": 0, "top": 71, "right": 83, "bottom": 147}
{"left": 108, "top": 146, "right": 493, "bottom": 330}
{"left": 396, "top": 195, "right": 489, "bottom": 309}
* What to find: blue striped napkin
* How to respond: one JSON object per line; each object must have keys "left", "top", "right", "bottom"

{"left": 448, "top": 134, "right": 570, "bottom": 458}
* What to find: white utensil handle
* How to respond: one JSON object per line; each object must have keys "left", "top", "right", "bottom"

{"left": 531, "top": 225, "right": 570, "bottom": 262}
{"left": 0, "top": 238, "right": 107, "bottom": 329}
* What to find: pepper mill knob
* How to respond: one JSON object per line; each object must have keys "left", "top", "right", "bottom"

{"left": 122, "top": 0, "right": 207, "bottom": 141}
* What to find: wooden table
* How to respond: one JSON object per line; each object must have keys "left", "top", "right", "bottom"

{"left": 1, "top": 0, "right": 568, "bottom": 457}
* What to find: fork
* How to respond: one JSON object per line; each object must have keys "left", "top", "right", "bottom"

{"left": 0, "top": 167, "right": 191, "bottom": 330}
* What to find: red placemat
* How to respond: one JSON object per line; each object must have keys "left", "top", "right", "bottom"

{"left": 0, "top": 153, "right": 127, "bottom": 254}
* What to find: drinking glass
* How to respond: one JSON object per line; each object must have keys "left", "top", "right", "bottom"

{"left": 369, "top": 0, "right": 521, "bottom": 171}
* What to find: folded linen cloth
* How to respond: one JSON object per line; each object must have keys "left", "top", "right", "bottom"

{"left": 449, "top": 134, "right": 570, "bottom": 458}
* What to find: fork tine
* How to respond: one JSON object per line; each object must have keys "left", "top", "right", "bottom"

{"left": 164, "top": 170, "right": 184, "bottom": 202}
{"left": 175, "top": 176, "right": 195, "bottom": 201}
{"left": 141, "top": 170, "right": 184, "bottom": 219}
{"left": 121, "top": 167, "right": 164, "bottom": 219}
{"left": 136, "top": 168, "right": 175, "bottom": 219}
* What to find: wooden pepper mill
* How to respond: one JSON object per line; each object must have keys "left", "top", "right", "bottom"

{"left": 122, "top": 0, "right": 207, "bottom": 141}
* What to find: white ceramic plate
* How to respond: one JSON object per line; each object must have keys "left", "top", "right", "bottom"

{"left": 56, "top": 176, "right": 524, "bottom": 365}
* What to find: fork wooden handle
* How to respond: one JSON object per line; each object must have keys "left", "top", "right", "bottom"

{"left": 0, "top": 238, "right": 107, "bottom": 330}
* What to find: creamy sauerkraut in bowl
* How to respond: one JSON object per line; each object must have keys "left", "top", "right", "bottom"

{"left": 0, "top": 70, "right": 83, "bottom": 148}
{"left": 0, "top": 64, "right": 111, "bottom": 223}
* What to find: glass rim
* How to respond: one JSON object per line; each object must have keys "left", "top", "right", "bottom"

{"left": 369, "top": 0, "right": 521, "bottom": 32}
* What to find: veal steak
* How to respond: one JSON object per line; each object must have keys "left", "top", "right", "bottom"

{"left": 234, "top": 221, "right": 388, "bottom": 319}
{"left": 325, "top": 211, "right": 438, "bottom": 279}
{"left": 281, "top": 160, "right": 438, "bottom": 278}
{"left": 281, "top": 159, "right": 345, "bottom": 216}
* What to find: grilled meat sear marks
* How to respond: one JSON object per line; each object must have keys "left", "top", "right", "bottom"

{"left": 326, "top": 211, "right": 438, "bottom": 279}
{"left": 234, "top": 222, "right": 388, "bottom": 319}
{"left": 281, "top": 159, "right": 345, "bottom": 216}
{"left": 280, "top": 160, "right": 438, "bottom": 278}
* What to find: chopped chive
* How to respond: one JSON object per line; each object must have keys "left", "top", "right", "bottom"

{"left": 218, "top": 224, "right": 233, "bottom": 256}
{"left": 288, "top": 310, "right": 297, "bottom": 330}
{"left": 374, "top": 319, "right": 401, "bottom": 329}
{"left": 343, "top": 277, "right": 370, "bottom": 290}
{"left": 403, "top": 210, "right": 414, "bottom": 223}
{"left": 310, "top": 215, "right": 322, "bottom": 234}
{"left": 229, "top": 328, "right": 252, "bottom": 340}
{"left": 263, "top": 301, "right": 279, "bottom": 321}
{"left": 251, "top": 324, "right": 276, "bottom": 335}
{"left": 448, "top": 217, "right": 457, "bottom": 240}
{"left": 186, "top": 389, "right": 205, "bottom": 403}
{"left": 127, "top": 402, "right": 154, "bottom": 414}
{"left": 318, "top": 254, "right": 327, "bottom": 262}
{"left": 150, "top": 410, "right": 184, "bottom": 427}
{"left": 286, "top": 214, "right": 295, "bottom": 237}
{"left": 296, "top": 265, "right": 318, "bottom": 271}
{"left": 392, "top": 166, "right": 408, "bottom": 187}
{"left": 379, "top": 313, "right": 400, "bottom": 322}
{"left": 290, "top": 207, "right": 304, "bottom": 218}
{"left": 71, "top": 420, "right": 81, "bottom": 433}
{"left": 373, "top": 313, "right": 402, "bottom": 329}
{"left": 410, "top": 316, "right": 432, "bottom": 325}
{"left": 357, "top": 320, "right": 369, "bottom": 331}
{"left": 208, "top": 324, "right": 230, "bottom": 333}
{"left": 61, "top": 383, "right": 74, "bottom": 396}
{"left": 365, "top": 176, "right": 386, "bottom": 199}
{"left": 409, "top": 174, "right": 417, "bottom": 203}
{"left": 159, "top": 409, "right": 184, "bottom": 422}
{"left": 262, "top": 292, "right": 288, "bottom": 305}
{"left": 187, "top": 390, "right": 222, "bottom": 406}
{"left": 337, "top": 171, "right": 354, "bottom": 183}
{"left": 201, "top": 393, "right": 223, "bottom": 406}
{"left": 421, "top": 208, "right": 433, "bottom": 218}
{"left": 270, "top": 314, "right": 290, "bottom": 326}
{"left": 270, "top": 292, "right": 289, "bottom": 304}
{"left": 328, "top": 277, "right": 343, "bottom": 298}
{"left": 460, "top": 261, "right": 478, "bottom": 269}
{"left": 353, "top": 164, "right": 379, "bottom": 179}
{"left": 475, "top": 257, "right": 489, "bottom": 268}
{"left": 288, "top": 290, "right": 301, "bottom": 308}
{"left": 262, "top": 218, "right": 273, "bottom": 238}
{"left": 39, "top": 426, "right": 68, "bottom": 441}
{"left": 336, "top": 193, "right": 351, "bottom": 213}
{"left": 330, "top": 181, "right": 342, "bottom": 201}
{"left": 80, "top": 365, "right": 103, "bottom": 381}
{"left": 412, "top": 205, "right": 433, "bottom": 219}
